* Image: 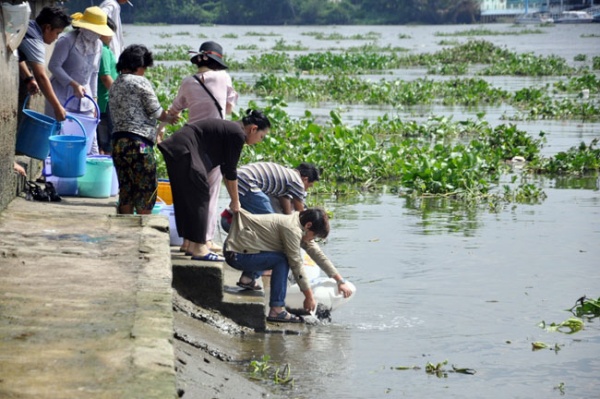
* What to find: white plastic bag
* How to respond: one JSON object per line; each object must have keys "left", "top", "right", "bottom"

{"left": 2, "top": 2, "right": 31, "bottom": 51}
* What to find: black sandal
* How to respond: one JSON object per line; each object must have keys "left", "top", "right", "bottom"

{"left": 26, "top": 181, "right": 49, "bottom": 202}
{"left": 44, "top": 181, "right": 61, "bottom": 202}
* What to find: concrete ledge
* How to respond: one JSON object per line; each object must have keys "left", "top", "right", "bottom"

{"left": 0, "top": 198, "right": 176, "bottom": 399}
{"left": 171, "top": 253, "right": 223, "bottom": 309}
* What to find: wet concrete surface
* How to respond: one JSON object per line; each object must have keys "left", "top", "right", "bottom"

{"left": 0, "top": 195, "right": 292, "bottom": 398}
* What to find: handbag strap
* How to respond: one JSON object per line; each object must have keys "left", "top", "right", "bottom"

{"left": 192, "top": 74, "right": 223, "bottom": 119}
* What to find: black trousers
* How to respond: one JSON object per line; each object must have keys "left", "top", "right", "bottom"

{"left": 158, "top": 147, "right": 210, "bottom": 243}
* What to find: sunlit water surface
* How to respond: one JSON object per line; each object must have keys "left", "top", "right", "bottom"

{"left": 126, "top": 23, "right": 600, "bottom": 398}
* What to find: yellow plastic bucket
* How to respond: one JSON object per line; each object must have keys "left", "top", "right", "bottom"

{"left": 158, "top": 179, "right": 173, "bottom": 205}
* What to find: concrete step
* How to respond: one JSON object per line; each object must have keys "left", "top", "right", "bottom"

{"left": 170, "top": 247, "right": 267, "bottom": 331}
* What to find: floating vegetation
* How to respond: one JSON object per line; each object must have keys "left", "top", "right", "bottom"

{"left": 531, "top": 342, "right": 562, "bottom": 352}
{"left": 272, "top": 39, "right": 308, "bottom": 51}
{"left": 222, "top": 33, "right": 238, "bottom": 38}
{"left": 235, "top": 44, "right": 259, "bottom": 50}
{"left": 394, "top": 360, "right": 475, "bottom": 377}
{"left": 301, "top": 31, "right": 381, "bottom": 40}
{"left": 328, "top": 43, "right": 409, "bottom": 53}
{"left": 247, "top": 355, "right": 294, "bottom": 386}
{"left": 529, "top": 139, "right": 600, "bottom": 175}
{"left": 153, "top": 44, "right": 192, "bottom": 61}
{"left": 539, "top": 318, "right": 584, "bottom": 334}
{"left": 435, "top": 27, "right": 545, "bottom": 36}
{"left": 568, "top": 296, "right": 600, "bottom": 319}
{"left": 245, "top": 31, "right": 281, "bottom": 37}
{"left": 437, "top": 39, "right": 461, "bottom": 46}
{"left": 156, "top": 39, "right": 585, "bottom": 79}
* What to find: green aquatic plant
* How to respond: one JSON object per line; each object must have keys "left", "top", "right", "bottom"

{"left": 480, "top": 52, "right": 575, "bottom": 76}
{"left": 553, "top": 73, "right": 600, "bottom": 94}
{"left": 328, "top": 43, "right": 409, "bottom": 53}
{"left": 530, "top": 139, "right": 600, "bottom": 175}
{"left": 568, "top": 296, "right": 600, "bottom": 319}
{"left": 241, "top": 52, "right": 294, "bottom": 72}
{"left": 247, "top": 355, "right": 294, "bottom": 386}
{"left": 435, "top": 27, "right": 545, "bottom": 36}
{"left": 539, "top": 318, "right": 584, "bottom": 334}
{"left": 272, "top": 39, "right": 308, "bottom": 51}
{"left": 245, "top": 31, "right": 281, "bottom": 36}
{"left": 249, "top": 354, "right": 271, "bottom": 376}
{"left": 274, "top": 363, "right": 294, "bottom": 385}
{"left": 235, "top": 44, "right": 259, "bottom": 50}
{"left": 531, "top": 341, "right": 548, "bottom": 350}
{"left": 425, "top": 360, "right": 448, "bottom": 377}
{"left": 153, "top": 44, "right": 192, "bottom": 61}
{"left": 301, "top": 31, "right": 381, "bottom": 40}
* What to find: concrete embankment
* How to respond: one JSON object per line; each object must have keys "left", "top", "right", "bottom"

{"left": 0, "top": 196, "right": 280, "bottom": 399}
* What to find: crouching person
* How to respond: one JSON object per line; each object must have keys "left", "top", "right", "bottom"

{"left": 224, "top": 208, "right": 353, "bottom": 323}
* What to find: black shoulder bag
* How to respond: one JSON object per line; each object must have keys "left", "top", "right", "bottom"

{"left": 192, "top": 74, "right": 223, "bottom": 119}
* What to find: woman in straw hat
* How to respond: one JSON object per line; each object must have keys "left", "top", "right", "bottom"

{"left": 46, "top": 6, "right": 113, "bottom": 155}
{"left": 163, "top": 40, "right": 238, "bottom": 255}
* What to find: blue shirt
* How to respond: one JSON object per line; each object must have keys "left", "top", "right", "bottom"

{"left": 18, "top": 21, "right": 45, "bottom": 65}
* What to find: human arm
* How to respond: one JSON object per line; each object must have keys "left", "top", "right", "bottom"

{"left": 48, "top": 34, "right": 86, "bottom": 99}
{"left": 302, "top": 288, "right": 317, "bottom": 313}
{"left": 225, "top": 101, "right": 235, "bottom": 115}
{"left": 303, "top": 240, "right": 353, "bottom": 298}
{"left": 19, "top": 61, "right": 39, "bottom": 95}
{"left": 278, "top": 196, "right": 304, "bottom": 214}
{"left": 99, "top": 74, "right": 114, "bottom": 91}
{"left": 224, "top": 177, "right": 241, "bottom": 213}
{"left": 29, "top": 62, "right": 67, "bottom": 121}
{"left": 225, "top": 73, "right": 238, "bottom": 116}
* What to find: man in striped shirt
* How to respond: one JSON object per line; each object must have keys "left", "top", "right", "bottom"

{"left": 236, "top": 161, "right": 320, "bottom": 216}
{"left": 222, "top": 161, "right": 320, "bottom": 290}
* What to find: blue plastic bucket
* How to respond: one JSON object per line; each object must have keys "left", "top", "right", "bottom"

{"left": 77, "top": 156, "right": 114, "bottom": 198}
{"left": 49, "top": 116, "right": 87, "bottom": 177}
{"left": 15, "top": 95, "right": 61, "bottom": 160}
{"left": 63, "top": 94, "right": 100, "bottom": 155}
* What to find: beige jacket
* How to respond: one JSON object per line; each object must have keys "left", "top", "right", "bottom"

{"left": 226, "top": 209, "right": 338, "bottom": 292}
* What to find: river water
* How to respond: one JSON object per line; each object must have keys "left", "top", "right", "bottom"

{"left": 127, "top": 24, "right": 599, "bottom": 398}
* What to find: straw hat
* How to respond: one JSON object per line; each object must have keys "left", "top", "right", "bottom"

{"left": 71, "top": 7, "right": 113, "bottom": 37}
{"left": 188, "top": 41, "right": 228, "bottom": 69}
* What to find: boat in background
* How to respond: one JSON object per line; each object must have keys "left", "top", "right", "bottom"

{"left": 555, "top": 10, "right": 593, "bottom": 23}
{"left": 515, "top": 12, "right": 554, "bottom": 24}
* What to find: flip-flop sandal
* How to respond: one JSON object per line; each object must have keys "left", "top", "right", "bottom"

{"left": 191, "top": 252, "right": 224, "bottom": 262}
{"left": 44, "top": 182, "right": 61, "bottom": 202}
{"left": 236, "top": 279, "right": 262, "bottom": 291}
{"left": 266, "top": 310, "right": 304, "bottom": 324}
{"left": 26, "top": 181, "right": 49, "bottom": 202}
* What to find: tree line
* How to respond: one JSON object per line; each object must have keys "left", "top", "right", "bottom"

{"left": 63, "top": 0, "right": 484, "bottom": 25}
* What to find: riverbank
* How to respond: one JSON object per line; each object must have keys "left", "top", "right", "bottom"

{"left": 0, "top": 195, "right": 278, "bottom": 399}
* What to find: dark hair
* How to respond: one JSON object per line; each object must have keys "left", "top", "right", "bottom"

{"left": 299, "top": 208, "right": 330, "bottom": 239}
{"left": 241, "top": 109, "right": 271, "bottom": 131}
{"left": 117, "top": 44, "right": 154, "bottom": 73}
{"left": 36, "top": 6, "right": 71, "bottom": 30}
{"left": 191, "top": 55, "right": 224, "bottom": 70}
{"left": 106, "top": 16, "right": 116, "bottom": 33}
{"left": 296, "top": 162, "right": 320, "bottom": 183}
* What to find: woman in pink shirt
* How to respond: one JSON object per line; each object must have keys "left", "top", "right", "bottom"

{"left": 164, "top": 41, "right": 238, "bottom": 254}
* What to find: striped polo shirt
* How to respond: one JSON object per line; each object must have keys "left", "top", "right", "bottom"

{"left": 237, "top": 162, "right": 306, "bottom": 200}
